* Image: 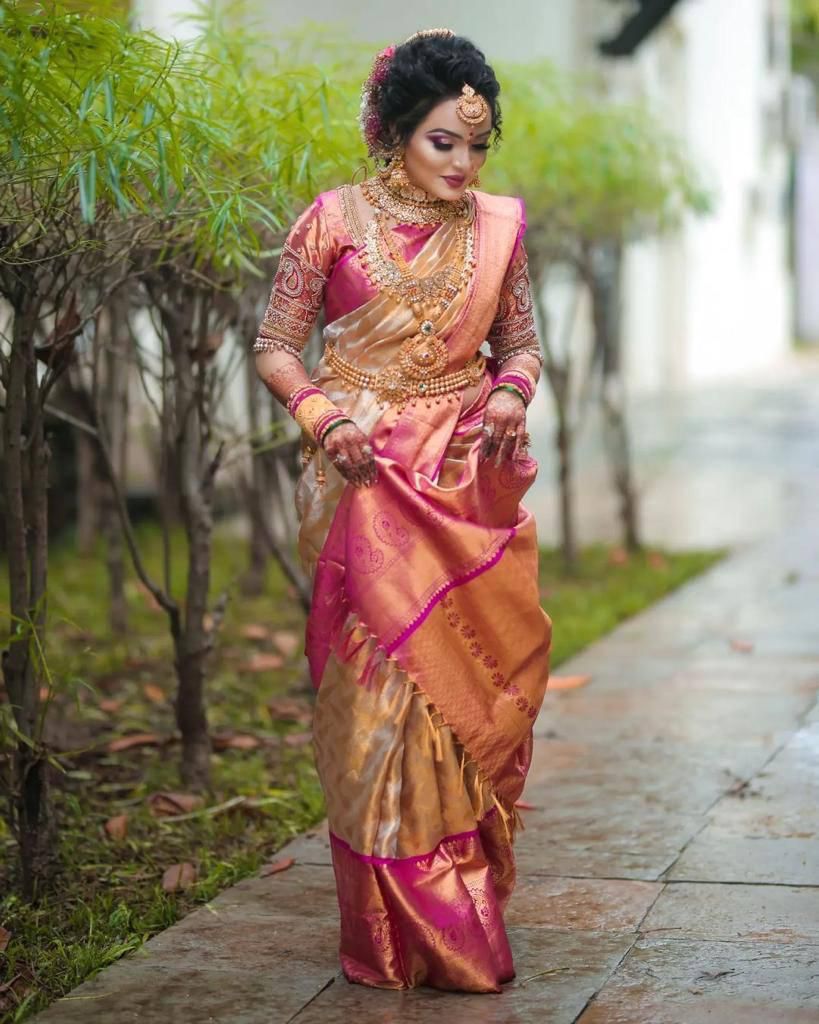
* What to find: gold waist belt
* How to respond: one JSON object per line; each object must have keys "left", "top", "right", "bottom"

{"left": 325, "top": 336, "right": 486, "bottom": 410}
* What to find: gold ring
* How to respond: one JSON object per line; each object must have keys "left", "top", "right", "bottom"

{"left": 504, "top": 429, "right": 517, "bottom": 438}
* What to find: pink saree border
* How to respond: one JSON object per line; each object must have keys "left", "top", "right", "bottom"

{"left": 329, "top": 809, "right": 497, "bottom": 867}
{"left": 384, "top": 527, "right": 516, "bottom": 655}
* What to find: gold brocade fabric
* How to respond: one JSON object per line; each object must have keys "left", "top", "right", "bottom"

{"left": 313, "top": 613, "right": 497, "bottom": 860}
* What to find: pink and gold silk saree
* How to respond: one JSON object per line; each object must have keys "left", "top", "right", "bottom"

{"left": 272, "top": 186, "right": 551, "bottom": 992}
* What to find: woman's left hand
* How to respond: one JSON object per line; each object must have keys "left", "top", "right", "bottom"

{"left": 479, "top": 389, "right": 527, "bottom": 465}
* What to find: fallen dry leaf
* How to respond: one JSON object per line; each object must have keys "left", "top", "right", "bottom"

{"left": 108, "top": 732, "right": 161, "bottom": 753}
{"left": 548, "top": 674, "right": 592, "bottom": 691}
{"left": 104, "top": 814, "right": 129, "bottom": 841}
{"left": 211, "top": 732, "right": 262, "bottom": 751}
{"left": 0, "top": 926, "right": 10, "bottom": 952}
{"left": 143, "top": 683, "right": 166, "bottom": 704}
{"left": 730, "top": 639, "right": 754, "bottom": 653}
{"left": 647, "top": 551, "right": 669, "bottom": 570}
{"left": 99, "top": 698, "right": 123, "bottom": 714}
{"left": 240, "top": 623, "right": 270, "bottom": 641}
{"left": 267, "top": 697, "right": 312, "bottom": 725}
{"left": 162, "top": 862, "right": 198, "bottom": 892}
{"left": 283, "top": 731, "right": 313, "bottom": 748}
{"left": 608, "top": 547, "right": 629, "bottom": 566}
{"left": 239, "top": 652, "right": 284, "bottom": 673}
{"left": 271, "top": 630, "right": 301, "bottom": 658}
{"left": 259, "top": 857, "right": 295, "bottom": 878}
{"left": 148, "top": 792, "right": 205, "bottom": 817}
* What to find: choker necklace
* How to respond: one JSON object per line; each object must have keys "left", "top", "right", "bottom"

{"left": 361, "top": 172, "right": 470, "bottom": 226}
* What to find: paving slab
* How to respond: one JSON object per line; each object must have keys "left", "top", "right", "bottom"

{"left": 576, "top": 938, "right": 819, "bottom": 1023}
{"left": 32, "top": 961, "right": 336, "bottom": 1024}
{"left": 290, "top": 929, "right": 633, "bottom": 1024}
{"left": 640, "top": 882, "right": 819, "bottom": 943}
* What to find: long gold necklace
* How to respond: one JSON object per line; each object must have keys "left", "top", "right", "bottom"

{"left": 363, "top": 212, "right": 475, "bottom": 314}
{"left": 348, "top": 210, "right": 478, "bottom": 407}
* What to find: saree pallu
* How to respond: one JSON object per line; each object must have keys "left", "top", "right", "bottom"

{"left": 296, "top": 191, "right": 552, "bottom": 992}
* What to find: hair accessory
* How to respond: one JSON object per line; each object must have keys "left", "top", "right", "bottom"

{"left": 456, "top": 84, "right": 489, "bottom": 127}
{"left": 359, "top": 45, "right": 396, "bottom": 159}
{"left": 403, "top": 28, "right": 455, "bottom": 44}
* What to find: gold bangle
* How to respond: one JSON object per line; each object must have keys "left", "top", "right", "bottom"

{"left": 293, "top": 393, "right": 337, "bottom": 440}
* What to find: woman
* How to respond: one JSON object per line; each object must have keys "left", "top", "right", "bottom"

{"left": 254, "top": 29, "right": 551, "bottom": 993}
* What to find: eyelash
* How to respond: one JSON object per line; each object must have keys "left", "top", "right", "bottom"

{"left": 431, "top": 141, "right": 490, "bottom": 152}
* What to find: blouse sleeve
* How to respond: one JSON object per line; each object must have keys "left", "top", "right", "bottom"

{"left": 487, "top": 239, "right": 543, "bottom": 366}
{"left": 253, "top": 196, "right": 336, "bottom": 357}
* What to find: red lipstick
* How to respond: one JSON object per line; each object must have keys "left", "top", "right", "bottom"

{"left": 442, "top": 175, "right": 466, "bottom": 188}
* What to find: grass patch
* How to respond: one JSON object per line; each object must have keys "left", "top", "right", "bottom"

{"left": 0, "top": 526, "right": 722, "bottom": 1021}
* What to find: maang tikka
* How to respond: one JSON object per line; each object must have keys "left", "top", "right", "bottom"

{"left": 456, "top": 84, "right": 489, "bottom": 128}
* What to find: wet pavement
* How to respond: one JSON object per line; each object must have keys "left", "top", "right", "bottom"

{"left": 34, "top": 355, "right": 819, "bottom": 1023}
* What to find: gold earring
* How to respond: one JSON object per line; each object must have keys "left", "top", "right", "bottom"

{"left": 470, "top": 172, "right": 482, "bottom": 189}
{"left": 382, "top": 153, "right": 430, "bottom": 203}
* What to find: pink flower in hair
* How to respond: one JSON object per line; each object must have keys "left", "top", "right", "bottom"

{"left": 359, "top": 44, "right": 397, "bottom": 158}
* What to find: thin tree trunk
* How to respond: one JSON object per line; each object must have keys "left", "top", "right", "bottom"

{"left": 102, "top": 303, "right": 130, "bottom": 633}
{"left": 588, "top": 241, "right": 641, "bottom": 552}
{"left": 241, "top": 347, "right": 269, "bottom": 596}
{"left": 531, "top": 264, "right": 579, "bottom": 575}
{"left": 74, "top": 429, "right": 99, "bottom": 555}
{"left": 166, "top": 294, "right": 214, "bottom": 791}
{"left": 1, "top": 305, "right": 51, "bottom": 899}
{"left": 555, "top": 403, "right": 578, "bottom": 574}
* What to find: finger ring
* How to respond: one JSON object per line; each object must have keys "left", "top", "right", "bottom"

{"left": 505, "top": 429, "right": 517, "bottom": 437}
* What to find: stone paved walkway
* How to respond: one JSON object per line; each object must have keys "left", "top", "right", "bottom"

{"left": 35, "top": 356, "right": 819, "bottom": 1023}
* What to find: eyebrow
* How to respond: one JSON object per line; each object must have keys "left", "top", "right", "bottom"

{"left": 426, "top": 127, "right": 492, "bottom": 140}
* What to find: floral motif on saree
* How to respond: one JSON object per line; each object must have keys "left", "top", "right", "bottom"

{"left": 263, "top": 186, "right": 551, "bottom": 993}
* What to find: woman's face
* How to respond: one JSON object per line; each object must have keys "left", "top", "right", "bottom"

{"left": 401, "top": 96, "right": 492, "bottom": 201}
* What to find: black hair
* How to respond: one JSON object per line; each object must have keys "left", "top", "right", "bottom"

{"left": 374, "top": 33, "right": 502, "bottom": 155}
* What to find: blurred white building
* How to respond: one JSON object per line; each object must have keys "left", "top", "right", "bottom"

{"left": 139, "top": 0, "right": 794, "bottom": 392}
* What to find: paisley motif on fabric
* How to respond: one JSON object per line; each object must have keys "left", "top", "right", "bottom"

{"left": 487, "top": 242, "right": 542, "bottom": 365}
{"left": 350, "top": 534, "right": 385, "bottom": 575}
{"left": 372, "top": 510, "right": 412, "bottom": 548}
{"left": 255, "top": 241, "right": 326, "bottom": 356}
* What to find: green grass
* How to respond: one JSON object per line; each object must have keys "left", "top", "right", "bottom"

{"left": 0, "top": 526, "right": 722, "bottom": 1022}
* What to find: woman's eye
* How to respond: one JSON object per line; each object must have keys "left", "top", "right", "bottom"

{"left": 472, "top": 144, "right": 490, "bottom": 151}
{"left": 431, "top": 141, "right": 454, "bottom": 151}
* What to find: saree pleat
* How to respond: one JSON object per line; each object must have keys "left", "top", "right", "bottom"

{"left": 294, "top": 190, "right": 551, "bottom": 992}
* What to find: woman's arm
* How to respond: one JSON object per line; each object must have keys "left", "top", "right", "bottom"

{"left": 481, "top": 240, "right": 543, "bottom": 464}
{"left": 254, "top": 198, "right": 377, "bottom": 487}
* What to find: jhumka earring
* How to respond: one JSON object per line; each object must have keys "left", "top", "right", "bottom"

{"left": 381, "top": 152, "right": 432, "bottom": 204}
{"left": 470, "top": 172, "right": 482, "bottom": 188}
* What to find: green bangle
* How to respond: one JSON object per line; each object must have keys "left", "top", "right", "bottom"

{"left": 319, "top": 417, "right": 354, "bottom": 446}
{"left": 490, "top": 383, "right": 528, "bottom": 406}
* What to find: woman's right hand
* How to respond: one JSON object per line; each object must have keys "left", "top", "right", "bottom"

{"left": 322, "top": 421, "right": 378, "bottom": 487}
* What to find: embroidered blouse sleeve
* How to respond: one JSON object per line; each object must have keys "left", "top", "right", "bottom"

{"left": 253, "top": 196, "right": 336, "bottom": 357}
{"left": 487, "top": 239, "right": 543, "bottom": 366}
